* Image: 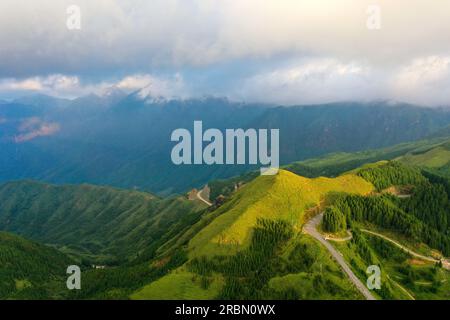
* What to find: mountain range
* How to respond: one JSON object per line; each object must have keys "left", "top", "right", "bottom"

{"left": 1, "top": 92, "right": 450, "bottom": 194}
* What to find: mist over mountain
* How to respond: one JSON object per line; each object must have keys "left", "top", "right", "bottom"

{"left": 1, "top": 92, "right": 450, "bottom": 194}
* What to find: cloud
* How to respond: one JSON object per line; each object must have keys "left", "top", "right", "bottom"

{"left": 15, "top": 117, "right": 60, "bottom": 143}
{"left": 0, "top": 74, "right": 80, "bottom": 97}
{"left": 0, "top": 1, "right": 450, "bottom": 105}
{"left": 391, "top": 56, "right": 450, "bottom": 105}
{"left": 0, "top": 73, "right": 187, "bottom": 99}
{"left": 233, "top": 58, "right": 384, "bottom": 105}
{"left": 135, "top": 74, "right": 188, "bottom": 100}
{"left": 1, "top": 0, "right": 450, "bottom": 75}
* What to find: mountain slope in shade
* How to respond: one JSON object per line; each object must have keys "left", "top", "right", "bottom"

{"left": 0, "top": 181, "right": 206, "bottom": 264}
{"left": 2, "top": 96, "right": 450, "bottom": 194}
{"left": 0, "top": 232, "right": 73, "bottom": 299}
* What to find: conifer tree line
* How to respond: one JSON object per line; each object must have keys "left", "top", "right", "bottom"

{"left": 323, "top": 162, "right": 450, "bottom": 255}
{"left": 322, "top": 207, "right": 347, "bottom": 233}
{"left": 324, "top": 191, "right": 449, "bottom": 255}
{"left": 357, "top": 161, "right": 427, "bottom": 190}
{"left": 188, "top": 219, "right": 297, "bottom": 299}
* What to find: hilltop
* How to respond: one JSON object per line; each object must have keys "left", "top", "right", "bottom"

{"left": 188, "top": 170, "right": 373, "bottom": 258}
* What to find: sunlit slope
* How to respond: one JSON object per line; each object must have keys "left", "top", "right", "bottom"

{"left": 398, "top": 143, "right": 450, "bottom": 169}
{"left": 131, "top": 269, "right": 224, "bottom": 300}
{"left": 188, "top": 169, "right": 373, "bottom": 258}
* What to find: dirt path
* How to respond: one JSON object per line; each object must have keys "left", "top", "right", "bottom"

{"left": 386, "top": 274, "right": 415, "bottom": 300}
{"left": 196, "top": 186, "right": 212, "bottom": 206}
{"left": 360, "top": 229, "right": 450, "bottom": 271}
{"left": 303, "top": 213, "right": 376, "bottom": 300}
{"left": 325, "top": 230, "right": 352, "bottom": 242}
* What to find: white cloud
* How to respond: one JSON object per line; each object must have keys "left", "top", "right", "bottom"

{"left": 1, "top": 0, "right": 450, "bottom": 73}
{"left": 392, "top": 56, "right": 450, "bottom": 106}
{"left": 234, "top": 59, "right": 383, "bottom": 105}
{"left": 0, "top": 73, "right": 188, "bottom": 99}
{"left": 135, "top": 73, "right": 187, "bottom": 101}
{"left": 0, "top": 75, "right": 80, "bottom": 96}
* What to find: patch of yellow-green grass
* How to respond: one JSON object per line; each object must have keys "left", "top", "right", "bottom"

{"left": 268, "top": 272, "right": 362, "bottom": 300}
{"left": 398, "top": 147, "right": 450, "bottom": 168}
{"left": 345, "top": 160, "right": 389, "bottom": 175}
{"left": 188, "top": 169, "right": 373, "bottom": 258}
{"left": 130, "top": 269, "right": 223, "bottom": 300}
{"left": 15, "top": 279, "right": 32, "bottom": 290}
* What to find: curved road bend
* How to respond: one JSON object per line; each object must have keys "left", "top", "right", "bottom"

{"left": 303, "top": 213, "right": 376, "bottom": 300}
{"left": 197, "top": 186, "right": 213, "bottom": 206}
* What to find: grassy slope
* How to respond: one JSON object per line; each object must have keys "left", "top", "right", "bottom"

{"left": 134, "top": 146, "right": 450, "bottom": 300}
{"left": 132, "top": 170, "right": 373, "bottom": 300}
{"left": 399, "top": 147, "right": 450, "bottom": 168}
{"left": 0, "top": 181, "right": 206, "bottom": 263}
{"left": 285, "top": 138, "right": 449, "bottom": 178}
{"left": 0, "top": 232, "right": 73, "bottom": 299}
{"left": 397, "top": 141, "right": 450, "bottom": 177}
{"left": 208, "top": 137, "right": 449, "bottom": 200}
{"left": 189, "top": 170, "right": 373, "bottom": 258}
{"left": 131, "top": 269, "right": 224, "bottom": 300}
{"left": 267, "top": 234, "right": 363, "bottom": 300}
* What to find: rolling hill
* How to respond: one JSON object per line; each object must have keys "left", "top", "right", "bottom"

{"left": 188, "top": 170, "right": 373, "bottom": 258}
{"left": 131, "top": 169, "right": 374, "bottom": 299}
{"left": 397, "top": 141, "right": 450, "bottom": 178}
{"left": 0, "top": 181, "right": 206, "bottom": 264}
{"left": 131, "top": 155, "right": 450, "bottom": 300}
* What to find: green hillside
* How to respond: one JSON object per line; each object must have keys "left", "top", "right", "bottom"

{"left": 1, "top": 138, "right": 450, "bottom": 300}
{"left": 208, "top": 137, "right": 449, "bottom": 200}
{"left": 132, "top": 157, "right": 450, "bottom": 300}
{"left": 132, "top": 169, "right": 373, "bottom": 299}
{"left": 189, "top": 170, "right": 373, "bottom": 258}
{"left": 133, "top": 229, "right": 364, "bottom": 300}
{"left": 0, "top": 232, "right": 73, "bottom": 299}
{"left": 397, "top": 141, "right": 450, "bottom": 177}
{"left": 0, "top": 181, "right": 206, "bottom": 264}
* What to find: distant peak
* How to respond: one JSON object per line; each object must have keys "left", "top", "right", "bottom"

{"left": 100, "top": 86, "right": 126, "bottom": 98}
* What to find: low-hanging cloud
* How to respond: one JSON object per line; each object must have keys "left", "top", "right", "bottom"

{"left": 0, "top": 73, "right": 187, "bottom": 99}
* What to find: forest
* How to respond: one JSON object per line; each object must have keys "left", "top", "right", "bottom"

{"left": 323, "top": 165, "right": 450, "bottom": 256}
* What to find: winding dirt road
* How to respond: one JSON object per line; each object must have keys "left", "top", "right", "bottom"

{"left": 360, "top": 229, "right": 450, "bottom": 271}
{"left": 196, "top": 186, "right": 212, "bottom": 206}
{"left": 303, "top": 213, "right": 376, "bottom": 300}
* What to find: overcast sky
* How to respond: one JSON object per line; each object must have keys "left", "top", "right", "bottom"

{"left": 0, "top": 0, "right": 449, "bottom": 106}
